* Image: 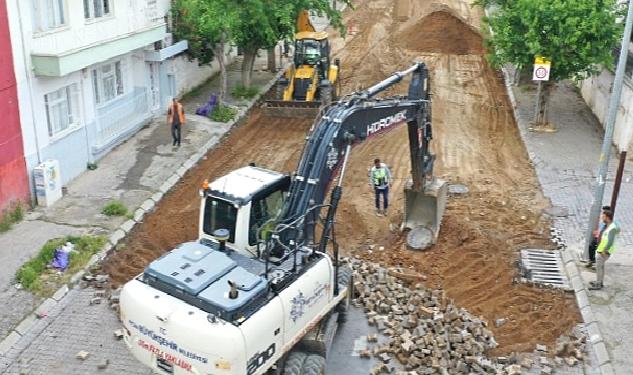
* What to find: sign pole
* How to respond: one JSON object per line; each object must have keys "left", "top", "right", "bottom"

{"left": 534, "top": 80, "right": 543, "bottom": 123}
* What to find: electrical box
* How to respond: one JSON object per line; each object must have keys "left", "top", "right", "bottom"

{"left": 34, "top": 159, "right": 62, "bottom": 207}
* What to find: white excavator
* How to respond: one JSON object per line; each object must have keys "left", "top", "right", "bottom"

{"left": 119, "top": 63, "right": 447, "bottom": 375}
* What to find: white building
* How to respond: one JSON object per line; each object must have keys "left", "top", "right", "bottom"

{"left": 7, "top": 0, "right": 227, "bottom": 189}
{"left": 580, "top": 47, "right": 633, "bottom": 153}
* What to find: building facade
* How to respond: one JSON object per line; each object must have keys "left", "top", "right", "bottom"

{"left": 6, "top": 0, "right": 225, "bottom": 192}
{"left": 0, "top": 0, "right": 29, "bottom": 212}
{"left": 580, "top": 47, "right": 633, "bottom": 153}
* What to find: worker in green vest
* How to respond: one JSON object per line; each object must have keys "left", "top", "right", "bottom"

{"left": 368, "top": 158, "right": 392, "bottom": 216}
{"left": 589, "top": 210, "right": 619, "bottom": 290}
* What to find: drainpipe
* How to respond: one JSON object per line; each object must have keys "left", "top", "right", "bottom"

{"left": 15, "top": 0, "right": 42, "bottom": 166}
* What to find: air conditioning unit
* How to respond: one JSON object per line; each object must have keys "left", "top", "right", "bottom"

{"left": 33, "top": 159, "right": 63, "bottom": 207}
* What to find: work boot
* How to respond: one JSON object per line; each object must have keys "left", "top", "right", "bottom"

{"left": 382, "top": 209, "right": 388, "bottom": 216}
{"left": 584, "top": 262, "right": 594, "bottom": 268}
{"left": 588, "top": 282, "right": 603, "bottom": 290}
{"left": 375, "top": 209, "right": 383, "bottom": 217}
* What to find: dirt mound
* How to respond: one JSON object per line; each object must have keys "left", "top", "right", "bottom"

{"left": 101, "top": 111, "right": 312, "bottom": 285}
{"left": 395, "top": 10, "right": 485, "bottom": 55}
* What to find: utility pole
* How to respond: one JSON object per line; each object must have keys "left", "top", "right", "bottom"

{"left": 583, "top": 0, "right": 633, "bottom": 260}
{"left": 610, "top": 151, "right": 627, "bottom": 214}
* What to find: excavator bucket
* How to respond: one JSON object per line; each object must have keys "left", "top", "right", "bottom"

{"left": 403, "top": 178, "right": 448, "bottom": 250}
{"left": 263, "top": 100, "right": 322, "bottom": 119}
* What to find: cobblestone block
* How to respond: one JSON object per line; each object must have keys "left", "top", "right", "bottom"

{"left": 0, "top": 331, "right": 21, "bottom": 355}
{"left": 51, "top": 285, "right": 69, "bottom": 302}
{"left": 594, "top": 342, "right": 610, "bottom": 366}
{"left": 580, "top": 305, "right": 597, "bottom": 324}
{"left": 150, "top": 192, "right": 163, "bottom": 204}
{"left": 575, "top": 289, "right": 590, "bottom": 310}
{"left": 140, "top": 199, "right": 155, "bottom": 212}
{"left": 120, "top": 219, "right": 136, "bottom": 234}
{"left": 570, "top": 275, "right": 585, "bottom": 293}
{"left": 586, "top": 322, "right": 602, "bottom": 344}
{"left": 600, "top": 363, "right": 615, "bottom": 375}
{"left": 133, "top": 208, "right": 145, "bottom": 222}
{"left": 14, "top": 314, "right": 36, "bottom": 336}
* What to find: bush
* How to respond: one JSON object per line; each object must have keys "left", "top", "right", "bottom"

{"left": 231, "top": 85, "right": 259, "bottom": 99}
{"left": 16, "top": 235, "right": 106, "bottom": 292}
{"left": 0, "top": 203, "right": 25, "bottom": 233}
{"left": 102, "top": 200, "right": 128, "bottom": 216}
{"left": 210, "top": 104, "right": 238, "bottom": 123}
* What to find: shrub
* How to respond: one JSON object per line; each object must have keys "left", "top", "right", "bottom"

{"left": 102, "top": 200, "right": 128, "bottom": 216}
{"left": 0, "top": 203, "right": 25, "bottom": 233}
{"left": 210, "top": 105, "right": 238, "bottom": 123}
{"left": 16, "top": 235, "right": 106, "bottom": 293}
{"left": 231, "top": 85, "right": 259, "bottom": 99}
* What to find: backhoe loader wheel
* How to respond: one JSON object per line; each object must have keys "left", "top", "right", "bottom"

{"left": 283, "top": 352, "right": 325, "bottom": 375}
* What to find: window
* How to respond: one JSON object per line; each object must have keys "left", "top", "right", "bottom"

{"left": 203, "top": 198, "right": 238, "bottom": 243}
{"left": 44, "top": 85, "right": 79, "bottom": 137}
{"left": 32, "top": 0, "right": 66, "bottom": 32}
{"left": 248, "top": 190, "right": 285, "bottom": 246}
{"left": 83, "top": 0, "right": 111, "bottom": 19}
{"left": 92, "top": 61, "right": 124, "bottom": 104}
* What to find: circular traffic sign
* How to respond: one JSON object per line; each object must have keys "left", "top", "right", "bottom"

{"left": 535, "top": 67, "right": 548, "bottom": 79}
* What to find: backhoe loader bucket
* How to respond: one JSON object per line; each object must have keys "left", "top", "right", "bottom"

{"left": 403, "top": 178, "right": 448, "bottom": 250}
{"left": 263, "top": 100, "right": 321, "bottom": 118}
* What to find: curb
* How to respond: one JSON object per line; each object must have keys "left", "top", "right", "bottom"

{"left": 0, "top": 64, "right": 289, "bottom": 357}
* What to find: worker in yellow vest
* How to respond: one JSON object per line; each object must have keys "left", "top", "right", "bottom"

{"left": 589, "top": 210, "right": 619, "bottom": 290}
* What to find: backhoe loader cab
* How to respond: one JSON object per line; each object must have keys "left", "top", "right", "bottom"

{"left": 198, "top": 166, "right": 290, "bottom": 255}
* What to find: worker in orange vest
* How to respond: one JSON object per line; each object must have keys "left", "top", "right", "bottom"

{"left": 167, "top": 98, "right": 186, "bottom": 147}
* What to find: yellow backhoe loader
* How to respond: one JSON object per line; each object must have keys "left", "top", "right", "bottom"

{"left": 265, "top": 10, "right": 340, "bottom": 118}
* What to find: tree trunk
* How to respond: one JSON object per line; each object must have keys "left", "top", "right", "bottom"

{"left": 241, "top": 49, "right": 257, "bottom": 88}
{"left": 267, "top": 47, "right": 276, "bottom": 72}
{"left": 533, "top": 81, "right": 553, "bottom": 128}
{"left": 213, "top": 38, "right": 227, "bottom": 104}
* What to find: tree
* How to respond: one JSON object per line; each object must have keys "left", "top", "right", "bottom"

{"left": 172, "top": 0, "right": 238, "bottom": 103}
{"left": 482, "top": 0, "right": 623, "bottom": 128}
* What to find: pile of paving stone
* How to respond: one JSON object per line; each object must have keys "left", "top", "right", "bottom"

{"left": 349, "top": 260, "right": 585, "bottom": 375}
{"left": 80, "top": 273, "right": 121, "bottom": 315}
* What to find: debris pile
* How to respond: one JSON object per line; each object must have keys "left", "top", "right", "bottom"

{"left": 350, "top": 260, "right": 585, "bottom": 374}
{"left": 81, "top": 273, "right": 121, "bottom": 314}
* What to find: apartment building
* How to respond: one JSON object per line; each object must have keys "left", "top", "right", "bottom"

{"left": 6, "top": 0, "right": 224, "bottom": 191}
{"left": 0, "top": 0, "right": 29, "bottom": 211}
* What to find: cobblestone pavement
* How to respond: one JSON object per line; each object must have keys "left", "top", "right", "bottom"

{"left": 511, "top": 77, "right": 633, "bottom": 374}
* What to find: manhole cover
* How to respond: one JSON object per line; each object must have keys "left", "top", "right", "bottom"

{"left": 543, "top": 206, "right": 569, "bottom": 217}
{"left": 519, "top": 249, "right": 571, "bottom": 290}
{"left": 448, "top": 184, "right": 469, "bottom": 195}
{"left": 407, "top": 226, "right": 433, "bottom": 250}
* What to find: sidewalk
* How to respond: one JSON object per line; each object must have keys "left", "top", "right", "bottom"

{"left": 0, "top": 54, "right": 284, "bottom": 347}
{"left": 507, "top": 69, "right": 633, "bottom": 374}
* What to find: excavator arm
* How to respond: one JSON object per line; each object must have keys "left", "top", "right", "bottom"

{"left": 270, "top": 63, "right": 443, "bottom": 259}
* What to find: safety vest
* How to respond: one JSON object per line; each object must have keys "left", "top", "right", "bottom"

{"left": 597, "top": 222, "right": 617, "bottom": 254}
{"left": 372, "top": 167, "right": 388, "bottom": 187}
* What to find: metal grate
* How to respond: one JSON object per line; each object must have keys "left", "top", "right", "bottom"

{"left": 519, "top": 249, "right": 571, "bottom": 290}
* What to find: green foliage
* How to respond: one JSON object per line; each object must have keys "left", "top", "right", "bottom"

{"left": 210, "top": 105, "right": 238, "bottom": 122}
{"left": 231, "top": 85, "right": 260, "bottom": 99}
{"left": 102, "top": 201, "right": 128, "bottom": 216}
{"left": 0, "top": 203, "right": 24, "bottom": 233}
{"left": 483, "top": 0, "right": 623, "bottom": 81}
{"left": 16, "top": 235, "right": 106, "bottom": 292}
{"left": 172, "top": 0, "right": 351, "bottom": 65}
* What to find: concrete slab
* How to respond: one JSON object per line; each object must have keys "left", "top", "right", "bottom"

{"left": 109, "top": 229, "right": 126, "bottom": 246}
{"left": 120, "top": 219, "right": 136, "bottom": 234}
{"left": 14, "top": 314, "right": 36, "bottom": 336}
{"left": 0, "top": 331, "right": 21, "bottom": 355}
{"left": 51, "top": 285, "right": 69, "bottom": 302}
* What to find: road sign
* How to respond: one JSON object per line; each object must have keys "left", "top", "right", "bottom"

{"left": 533, "top": 57, "right": 551, "bottom": 81}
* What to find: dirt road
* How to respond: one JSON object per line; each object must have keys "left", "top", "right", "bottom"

{"left": 102, "top": 0, "right": 579, "bottom": 355}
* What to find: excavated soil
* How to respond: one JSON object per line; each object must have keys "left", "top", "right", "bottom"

{"left": 102, "top": 0, "right": 580, "bottom": 355}
{"left": 395, "top": 10, "right": 485, "bottom": 55}
{"left": 102, "top": 112, "right": 313, "bottom": 283}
